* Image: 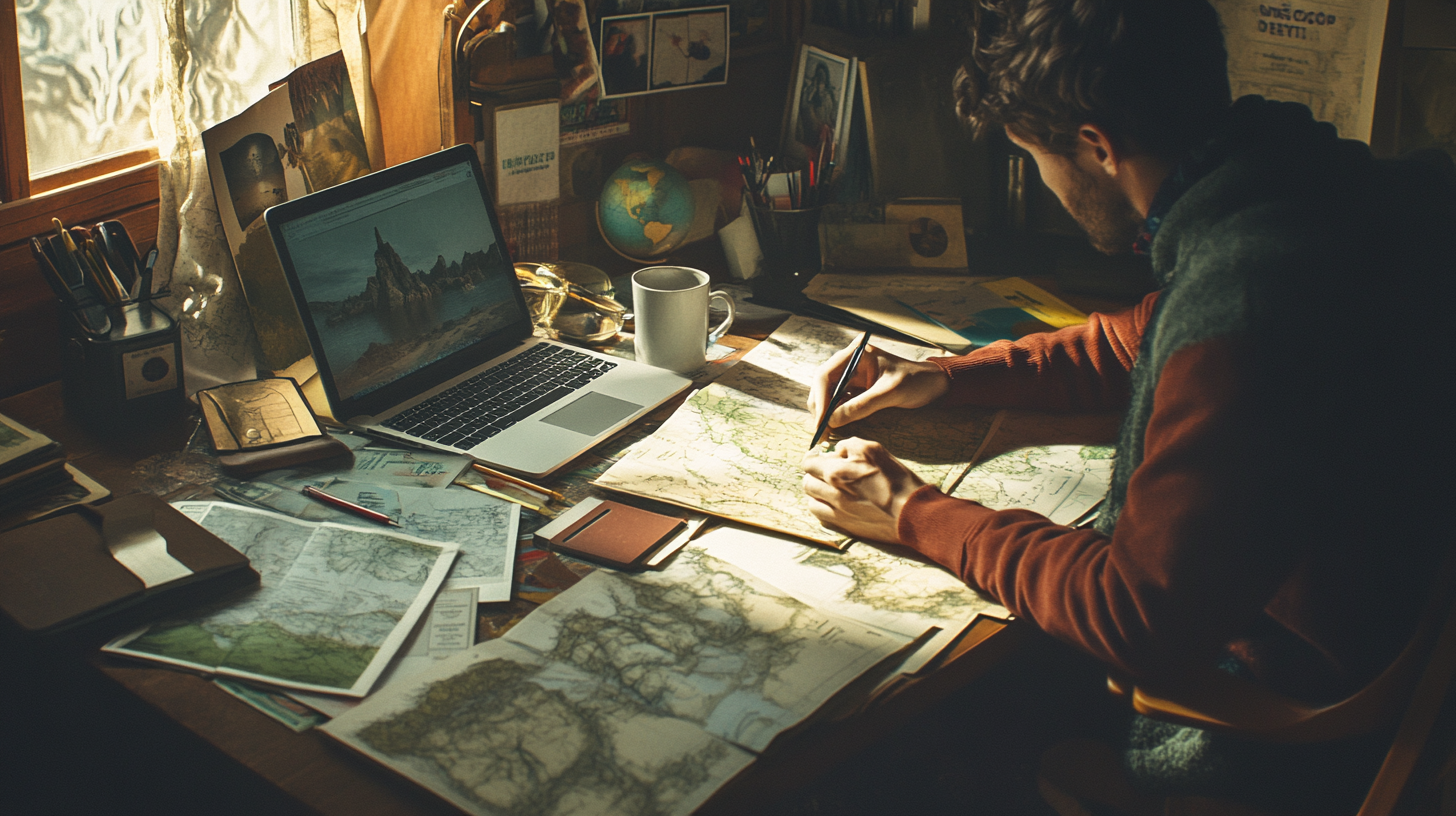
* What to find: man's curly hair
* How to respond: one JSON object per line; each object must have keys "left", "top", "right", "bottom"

{"left": 955, "top": 0, "right": 1231, "bottom": 156}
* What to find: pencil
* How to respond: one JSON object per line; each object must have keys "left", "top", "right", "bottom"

{"left": 470, "top": 462, "right": 566, "bottom": 502}
{"left": 302, "top": 485, "right": 402, "bottom": 527}
{"left": 454, "top": 480, "right": 546, "bottom": 513}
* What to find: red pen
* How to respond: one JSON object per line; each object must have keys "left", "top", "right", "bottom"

{"left": 302, "top": 485, "right": 401, "bottom": 527}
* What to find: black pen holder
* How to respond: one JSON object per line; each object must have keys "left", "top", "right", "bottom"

{"left": 61, "top": 302, "right": 185, "bottom": 426}
{"left": 750, "top": 202, "right": 823, "bottom": 287}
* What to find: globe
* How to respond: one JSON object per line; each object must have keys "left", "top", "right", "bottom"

{"left": 597, "top": 159, "right": 696, "bottom": 262}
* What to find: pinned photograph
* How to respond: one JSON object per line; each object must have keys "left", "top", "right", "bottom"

{"left": 599, "top": 15, "right": 651, "bottom": 96}
{"left": 650, "top": 8, "right": 728, "bottom": 90}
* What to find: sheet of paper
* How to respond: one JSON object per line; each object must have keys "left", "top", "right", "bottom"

{"left": 494, "top": 100, "right": 560, "bottom": 205}
{"left": 697, "top": 526, "right": 1009, "bottom": 679}
{"left": 104, "top": 502, "right": 458, "bottom": 697}
{"left": 325, "top": 638, "right": 755, "bottom": 816}
{"left": 949, "top": 445, "right": 1115, "bottom": 526}
{"left": 322, "top": 546, "right": 909, "bottom": 816}
{"left": 804, "top": 273, "right": 996, "bottom": 353}
{"left": 215, "top": 444, "right": 471, "bottom": 492}
{"left": 215, "top": 479, "right": 519, "bottom": 600}
{"left": 214, "top": 678, "right": 328, "bottom": 732}
{"left": 1210, "top": 0, "right": 1390, "bottom": 141}
{"left": 595, "top": 315, "right": 1000, "bottom": 546}
{"left": 804, "top": 274, "right": 1088, "bottom": 354}
{"left": 289, "top": 586, "right": 480, "bottom": 719}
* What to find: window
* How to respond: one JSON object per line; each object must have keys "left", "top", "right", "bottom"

{"left": 0, "top": 0, "right": 293, "bottom": 396}
{"left": 3, "top": 0, "right": 294, "bottom": 201}
{"left": 17, "top": 0, "right": 158, "bottom": 183}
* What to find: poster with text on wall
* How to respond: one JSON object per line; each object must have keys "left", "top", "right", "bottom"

{"left": 598, "top": 6, "right": 728, "bottom": 99}
{"left": 1209, "top": 0, "right": 1390, "bottom": 142}
{"left": 494, "top": 100, "right": 561, "bottom": 206}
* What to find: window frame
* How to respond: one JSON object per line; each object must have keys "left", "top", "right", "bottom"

{"left": 0, "top": 0, "right": 163, "bottom": 397}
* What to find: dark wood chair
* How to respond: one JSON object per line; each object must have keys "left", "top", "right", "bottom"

{"left": 1104, "top": 547, "right": 1456, "bottom": 816}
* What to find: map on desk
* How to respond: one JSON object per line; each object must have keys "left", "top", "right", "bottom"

{"left": 951, "top": 444, "right": 1115, "bottom": 526}
{"left": 323, "top": 546, "right": 917, "bottom": 816}
{"left": 212, "top": 480, "right": 519, "bottom": 601}
{"left": 104, "top": 502, "right": 458, "bottom": 697}
{"left": 594, "top": 315, "right": 1000, "bottom": 547}
{"left": 698, "top": 525, "right": 1011, "bottom": 680}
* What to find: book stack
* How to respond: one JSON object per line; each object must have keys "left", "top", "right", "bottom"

{"left": 0, "top": 412, "right": 108, "bottom": 531}
{"left": 0, "top": 412, "right": 69, "bottom": 512}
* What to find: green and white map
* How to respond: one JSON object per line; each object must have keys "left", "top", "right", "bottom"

{"left": 104, "top": 502, "right": 458, "bottom": 696}
{"left": 595, "top": 316, "right": 999, "bottom": 546}
{"left": 323, "top": 547, "right": 914, "bottom": 816}
{"left": 215, "top": 480, "right": 519, "bottom": 600}
{"left": 951, "top": 444, "right": 1115, "bottom": 525}
{"left": 698, "top": 524, "right": 1010, "bottom": 678}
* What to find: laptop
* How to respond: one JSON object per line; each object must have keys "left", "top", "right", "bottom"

{"left": 265, "top": 144, "right": 691, "bottom": 478}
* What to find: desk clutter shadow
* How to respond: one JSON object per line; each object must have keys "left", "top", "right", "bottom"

{"left": 754, "top": 632, "right": 1122, "bottom": 816}
{"left": 1, "top": 633, "right": 309, "bottom": 816}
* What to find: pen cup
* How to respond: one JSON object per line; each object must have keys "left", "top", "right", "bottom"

{"left": 748, "top": 201, "right": 823, "bottom": 288}
{"left": 61, "top": 301, "right": 185, "bottom": 426}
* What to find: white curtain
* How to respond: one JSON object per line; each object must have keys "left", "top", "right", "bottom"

{"left": 151, "top": 0, "right": 378, "bottom": 396}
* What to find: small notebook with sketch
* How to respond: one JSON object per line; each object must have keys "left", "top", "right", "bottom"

{"left": 265, "top": 145, "right": 690, "bottom": 478}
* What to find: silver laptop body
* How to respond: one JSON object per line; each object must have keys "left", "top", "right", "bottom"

{"left": 266, "top": 145, "right": 689, "bottom": 478}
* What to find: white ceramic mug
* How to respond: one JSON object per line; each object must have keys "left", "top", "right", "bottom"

{"left": 631, "top": 266, "right": 736, "bottom": 373}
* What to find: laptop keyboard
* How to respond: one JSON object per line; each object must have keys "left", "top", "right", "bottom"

{"left": 382, "top": 344, "right": 618, "bottom": 449}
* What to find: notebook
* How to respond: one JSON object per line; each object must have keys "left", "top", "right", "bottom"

{"left": 265, "top": 145, "right": 690, "bottom": 478}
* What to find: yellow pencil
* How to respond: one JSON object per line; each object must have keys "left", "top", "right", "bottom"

{"left": 454, "top": 480, "right": 545, "bottom": 513}
{"left": 470, "top": 462, "right": 567, "bottom": 502}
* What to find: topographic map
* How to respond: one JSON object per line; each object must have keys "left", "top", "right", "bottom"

{"left": 323, "top": 547, "right": 914, "bottom": 816}
{"left": 217, "top": 480, "right": 519, "bottom": 601}
{"left": 698, "top": 525, "right": 1010, "bottom": 678}
{"left": 595, "top": 316, "right": 999, "bottom": 546}
{"left": 104, "top": 502, "right": 458, "bottom": 696}
{"left": 951, "top": 444, "right": 1115, "bottom": 526}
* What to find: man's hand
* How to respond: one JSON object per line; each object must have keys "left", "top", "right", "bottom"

{"left": 806, "top": 342, "right": 951, "bottom": 431}
{"left": 802, "top": 438, "right": 927, "bottom": 544}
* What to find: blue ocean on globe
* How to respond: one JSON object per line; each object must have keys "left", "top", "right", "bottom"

{"left": 598, "top": 159, "right": 695, "bottom": 260}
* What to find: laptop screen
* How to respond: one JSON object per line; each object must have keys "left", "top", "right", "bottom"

{"left": 271, "top": 148, "right": 526, "bottom": 408}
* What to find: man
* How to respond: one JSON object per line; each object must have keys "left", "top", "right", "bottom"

{"left": 802, "top": 0, "right": 1455, "bottom": 808}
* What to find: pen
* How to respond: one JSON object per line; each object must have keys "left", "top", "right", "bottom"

{"left": 454, "top": 480, "right": 546, "bottom": 513}
{"left": 809, "top": 331, "right": 872, "bottom": 450}
{"left": 470, "top": 462, "right": 567, "bottom": 502}
{"left": 302, "top": 485, "right": 402, "bottom": 526}
{"left": 37, "top": 234, "right": 112, "bottom": 336}
{"left": 140, "top": 246, "right": 158, "bottom": 301}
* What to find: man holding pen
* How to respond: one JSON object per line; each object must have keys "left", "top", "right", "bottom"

{"left": 800, "top": 0, "right": 1454, "bottom": 810}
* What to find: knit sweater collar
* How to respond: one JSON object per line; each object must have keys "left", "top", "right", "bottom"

{"left": 1133, "top": 96, "right": 1339, "bottom": 276}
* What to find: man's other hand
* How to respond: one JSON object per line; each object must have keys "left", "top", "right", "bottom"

{"left": 803, "top": 438, "right": 927, "bottom": 544}
{"left": 806, "top": 343, "right": 951, "bottom": 431}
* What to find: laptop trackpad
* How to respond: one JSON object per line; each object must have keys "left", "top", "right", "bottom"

{"left": 540, "top": 392, "right": 643, "bottom": 436}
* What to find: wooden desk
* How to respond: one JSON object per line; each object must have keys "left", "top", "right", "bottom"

{"left": 0, "top": 330, "right": 1121, "bottom": 815}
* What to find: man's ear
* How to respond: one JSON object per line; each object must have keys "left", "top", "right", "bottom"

{"left": 1076, "top": 124, "right": 1122, "bottom": 177}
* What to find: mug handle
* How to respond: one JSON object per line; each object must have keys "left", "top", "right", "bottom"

{"left": 706, "top": 290, "right": 736, "bottom": 347}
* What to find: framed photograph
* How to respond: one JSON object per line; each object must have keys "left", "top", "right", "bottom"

{"left": 598, "top": 6, "right": 728, "bottom": 98}
{"left": 783, "top": 45, "right": 855, "bottom": 172}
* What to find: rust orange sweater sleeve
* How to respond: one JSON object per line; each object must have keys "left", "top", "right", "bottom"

{"left": 899, "top": 336, "right": 1292, "bottom": 678}
{"left": 931, "top": 292, "right": 1159, "bottom": 412}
